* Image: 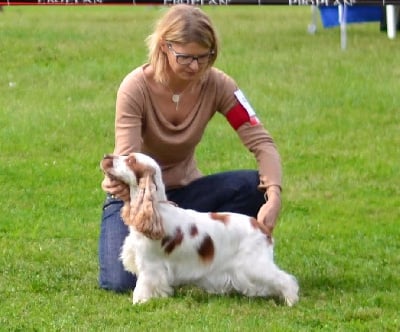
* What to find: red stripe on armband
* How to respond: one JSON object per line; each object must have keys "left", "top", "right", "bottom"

{"left": 226, "top": 103, "right": 260, "bottom": 130}
{"left": 226, "top": 103, "right": 250, "bottom": 130}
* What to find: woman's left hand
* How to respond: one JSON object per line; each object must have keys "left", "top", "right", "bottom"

{"left": 257, "top": 186, "right": 281, "bottom": 235}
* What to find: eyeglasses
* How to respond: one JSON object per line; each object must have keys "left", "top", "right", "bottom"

{"left": 167, "top": 43, "right": 214, "bottom": 65}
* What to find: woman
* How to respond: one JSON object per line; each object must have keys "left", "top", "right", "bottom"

{"left": 99, "top": 4, "right": 282, "bottom": 292}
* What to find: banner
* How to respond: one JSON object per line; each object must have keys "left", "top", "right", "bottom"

{"left": 0, "top": 0, "right": 399, "bottom": 6}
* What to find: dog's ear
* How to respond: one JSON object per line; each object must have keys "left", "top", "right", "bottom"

{"left": 124, "top": 170, "right": 164, "bottom": 240}
{"left": 121, "top": 202, "right": 131, "bottom": 226}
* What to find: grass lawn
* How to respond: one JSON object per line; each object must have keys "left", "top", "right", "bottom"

{"left": 1, "top": 4, "right": 399, "bottom": 331}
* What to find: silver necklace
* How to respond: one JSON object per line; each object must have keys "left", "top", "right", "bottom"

{"left": 167, "top": 83, "right": 191, "bottom": 111}
{"left": 172, "top": 94, "right": 180, "bottom": 105}
{"left": 171, "top": 91, "right": 183, "bottom": 111}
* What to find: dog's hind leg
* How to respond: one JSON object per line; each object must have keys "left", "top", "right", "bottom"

{"left": 257, "top": 266, "right": 299, "bottom": 307}
{"left": 273, "top": 269, "right": 299, "bottom": 306}
{"left": 237, "top": 256, "right": 299, "bottom": 306}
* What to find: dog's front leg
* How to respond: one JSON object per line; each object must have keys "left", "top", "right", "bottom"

{"left": 132, "top": 276, "right": 152, "bottom": 304}
{"left": 132, "top": 271, "right": 174, "bottom": 304}
{"left": 120, "top": 234, "right": 139, "bottom": 275}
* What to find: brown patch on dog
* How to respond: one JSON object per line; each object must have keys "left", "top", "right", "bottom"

{"left": 189, "top": 224, "right": 198, "bottom": 237}
{"left": 198, "top": 235, "right": 214, "bottom": 263}
{"left": 126, "top": 154, "right": 155, "bottom": 185}
{"left": 250, "top": 217, "right": 273, "bottom": 245}
{"left": 100, "top": 155, "right": 119, "bottom": 181}
{"left": 209, "top": 212, "right": 230, "bottom": 225}
{"left": 101, "top": 155, "right": 113, "bottom": 173}
{"left": 162, "top": 227, "right": 184, "bottom": 254}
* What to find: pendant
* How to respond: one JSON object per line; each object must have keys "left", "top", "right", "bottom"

{"left": 172, "top": 94, "right": 180, "bottom": 104}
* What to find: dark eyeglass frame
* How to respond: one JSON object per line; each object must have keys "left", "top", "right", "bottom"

{"left": 166, "top": 42, "right": 214, "bottom": 65}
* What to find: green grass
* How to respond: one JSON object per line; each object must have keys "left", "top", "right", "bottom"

{"left": 1, "top": 5, "right": 399, "bottom": 331}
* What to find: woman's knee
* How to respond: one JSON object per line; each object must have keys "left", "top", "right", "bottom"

{"left": 99, "top": 195, "right": 136, "bottom": 292}
{"left": 99, "top": 271, "right": 136, "bottom": 293}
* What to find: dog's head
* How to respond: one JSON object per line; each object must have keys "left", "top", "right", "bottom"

{"left": 101, "top": 153, "right": 165, "bottom": 240}
{"left": 101, "top": 153, "right": 160, "bottom": 187}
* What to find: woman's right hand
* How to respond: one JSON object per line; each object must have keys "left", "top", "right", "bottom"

{"left": 101, "top": 176, "right": 130, "bottom": 201}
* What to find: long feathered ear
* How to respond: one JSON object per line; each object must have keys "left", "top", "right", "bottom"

{"left": 121, "top": 202, "right": 131, "bottom": 227}
{"left": 125, "top": 171, "right": 164, "bottom": 240}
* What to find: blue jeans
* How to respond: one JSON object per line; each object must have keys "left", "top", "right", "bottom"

{"left": 98, "top": 170, "right": 265, "bottom": 292}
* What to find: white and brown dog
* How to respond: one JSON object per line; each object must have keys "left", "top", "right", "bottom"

{"left": 101, "top": 153, "right": 299, "bottom": 306}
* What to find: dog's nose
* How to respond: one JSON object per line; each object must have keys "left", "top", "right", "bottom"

{"left": 101, "top": 155, "right": 114, "bottom": 172}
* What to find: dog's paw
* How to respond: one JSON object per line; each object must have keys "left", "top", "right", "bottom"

{"left": 132, "top": 296, "right": 150, "bottom": 305}
{"left": 132, "top": 289, "right": 152, "bottom": 305}
{"left": 132, "top": 287, "right": 154, "bottom": 305}
{"left": 132, "top": 284, "right": 173, "bottom": 305}
{"left": 283, "top": 292, "right": 299, "bottom": 307}
{"left": 282, "top": 275, "right": 299, "bottom": 307}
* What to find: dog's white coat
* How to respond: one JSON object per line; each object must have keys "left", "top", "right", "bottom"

{"left": 102, "top": 153, "right": 299, "bottom": 306}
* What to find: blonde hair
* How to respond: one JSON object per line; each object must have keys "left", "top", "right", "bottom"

{"left": 146, "top": 5, "right": 219, "bottom": 85}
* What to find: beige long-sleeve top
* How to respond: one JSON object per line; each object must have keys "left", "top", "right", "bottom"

{"left": 114, "top": 64, "right": 282, "bottom": 191}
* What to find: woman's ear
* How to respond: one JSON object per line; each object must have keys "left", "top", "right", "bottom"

{"left": 160, "top": 40, "right": 168, "bottom": 54}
